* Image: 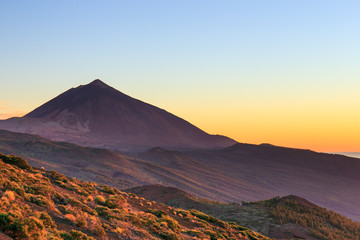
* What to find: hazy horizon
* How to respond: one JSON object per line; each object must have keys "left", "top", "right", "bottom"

{"left": 333, "top": 152, "right": 360, "bottom": 159}
{"left": 1, "top": 1, "right": 360, "bottom": 152}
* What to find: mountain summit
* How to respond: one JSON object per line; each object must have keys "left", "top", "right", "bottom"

{"left": 88, "top": 78, "right": 109, "bottom": 87}
{"left": 0, "top": 80, "right": 236, "bottom": 150}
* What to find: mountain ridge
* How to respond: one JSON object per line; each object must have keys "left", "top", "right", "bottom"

{"left": 0, "top": 79, "right": 236, "bottom": 150}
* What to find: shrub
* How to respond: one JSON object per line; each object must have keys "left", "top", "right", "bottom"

{"left": 29, "top": 194, "right": 51, "bottom": 207}
{"left": 93, "top": 225, "right": 106, "bottom": 237}
{"left": 104, "top": 195, "right": 126, "bottom": 209}
{"left": 161, "top": 215, "right": 181, "bottom": 233}
{"left": 4, "top": 190, "right": 16, "bottom": 201}
{"left": 189, "top": 209, "right": 225, "bottom": 226}
{"left": 100, "top": 185, "right": 116, "bottom": 194}
{"left": 0, "top": 213, "right": 46, "bottom": 239}
{"left": 59, "top": 232, "right": 73, "bottom": 240}
{"left": 61, "top": 230, "right": 94, "bottom": 240}
{"left": 76, "top": 214, "right": 88, "bottom": 228}
{"left": 0, "top": 154, "right": 33, "bottom": 171}
{"left": 94, "top": 195, "right": 105, "bottom": 204}
{"left": 186, "top": 230, "right": 207, "bottom": 238}
{"left": 49, "top": 170, "right": 67, "bottom": 182}
{"left": 116, "top": 227, "right": 123, "bottom": 234}
{"left": 26, "top": 183, "right": 53, "bottom": 197}
{"left": 160, "top": 232, "right": 181, "bottom": 240}
{"left": 0, "top": 213, "right": 10, "bottom": 227}
{"left": 65, "top": 214, "right": 76, "bottom": 222}
{"left": 14, "top": 187, "right": 25, "bottom": 197}
{"left": 39, "top": 212, "right": 56, "bottom": 228}
{"left": 147, "top": 209, "right": 167, "bottom": 218}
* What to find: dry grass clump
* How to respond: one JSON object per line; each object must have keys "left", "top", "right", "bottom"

{"left": 94, "top": 195, "right": 105, "bottom": 204}
{"left": 4, "top": 190, "right": 15, "bottom": 201}
{"left": 64, "top": 213, "right": 76, "bottom": 222}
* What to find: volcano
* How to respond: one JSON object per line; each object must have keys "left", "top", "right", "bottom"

{"left": 0, "top": 79, "right": 235, "bottom": 150}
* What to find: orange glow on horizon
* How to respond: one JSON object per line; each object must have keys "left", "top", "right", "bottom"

{"left": 2, "top": 93, "right": 360, "bottom": 153}
{"left": 171, "top": 99, "right": 360, "bottom": 153}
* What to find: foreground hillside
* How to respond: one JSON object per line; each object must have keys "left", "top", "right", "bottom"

{"left": 128, "top": 185, "right": 360, "bottom": 240}
{"left": 0, "top": 153, "right": 269, "bottom": 240}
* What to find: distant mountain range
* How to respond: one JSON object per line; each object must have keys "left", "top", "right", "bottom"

{"left": 186, "top": 143, "right": 360, "bottom": 222}
{"left": 0, "top": 129, "right": 256, "bottom": 203}
{"left": 0, "top": 129, "right": 359, "bottom": 224}
{"left": 0, "top": 79, "right": 235, "bottom": 151}
{"left": 333, "top": 152, "right": 360, "bottom": 158}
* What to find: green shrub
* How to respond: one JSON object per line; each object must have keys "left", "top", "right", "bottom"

{"left": 0, "top": 213, "right": 10, "bottom": 227}
{"left": 0, "top": 213, "right": 46, "bottom": 239}
{"left": 40, "top": 212, "right": 56, "bottom": 228}
{"left": 160, "top": 231, "right": 181, "bottom": 240}
{"left": 104, "top": 195, "right": 126, "bottom": 209}
{"left": 29, "top": 194, "right": 51, "bottom": 207}
{"left": 93, "top": 225, "right": 106, "bottom": 237}
{"left": 0, "top": 154, "right": 33, "bottom": 171}
{"left": 100, "top": 185, "right": 116, "bottom": 194}
{"left": 60, "top": 232, "right": 74, "bottom": 240}
{"left": 186, "top": 230, "right": 207, "bottom": 238}
{"left": 95, "top": 206, "right": 112, "bottom": 218}
{"left": 60, "top": 230, "right": 94, "bottom": 240}
{"left": 94, "top": 195, "right": 105, "bottom": 204}
{"left": 161, "top": 215, "right": 181, "bottom": 233}
{"left": 147, "top": 209, "right": 167, "bottom": 218}
{"left": 49, "top": 170, "right": 68, "bottom": 182}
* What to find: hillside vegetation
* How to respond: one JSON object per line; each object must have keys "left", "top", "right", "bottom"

{"left": 0, "top": 152, "right": 270, "bottom": 240}
{"left": 129, "top": 185, "right": 360, "bottom": 240}
{"left": 249, "top": 196, "right": 360, "bottom": 240}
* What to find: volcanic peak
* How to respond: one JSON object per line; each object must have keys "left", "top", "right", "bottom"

{"left": 88, "top": 79, "right": 109, "bottom": 87}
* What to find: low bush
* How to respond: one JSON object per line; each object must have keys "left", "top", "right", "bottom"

{"left": 147, "top": 209, "right": 167, "bottom": 218}
{"left": 100, "top": 185, "right": 116, "bottom": 194}
{"left": 60, "top": 230, "right": 94, "bottom": 240}
{"left": 4, "top": 190, "right": 16, "bottom": 201}
{"left": 0, "top": 154, "right": 33, "bottom": 171}
{"left": 104, "top": 195, "right": 126, "bottom": 209}
{"left": 94, "top": 195, "right": 105, "bottom": 204}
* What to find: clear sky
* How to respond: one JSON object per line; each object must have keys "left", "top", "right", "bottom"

{"left": 1, "top": 1, "right": 360, "bottom": 152}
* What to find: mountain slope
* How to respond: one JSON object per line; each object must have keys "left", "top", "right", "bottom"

{"left": 128, "top": 185, "right": 360, "bottom": 240}
{"left": 0, "top": 79, "right": 235, "bottom": 150}
{"left": 0, "top": 152, "right": 270, "bottom": 240}
{"left": 1, "top": 129, "right": 360, "bottom": 224}
{"left": 187, "top": 143, "right": 360, "bottom": 222}
{"left": 0, "top": 130, "right": 265, "bottom": 204}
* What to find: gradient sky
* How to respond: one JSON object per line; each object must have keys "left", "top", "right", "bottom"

{"left": 1, "top": 1, "right": 360, "bottom": 152}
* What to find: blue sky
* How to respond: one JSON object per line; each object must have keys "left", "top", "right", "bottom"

{"left": 1, "top": 1, "right": 360, "bottom": 151}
